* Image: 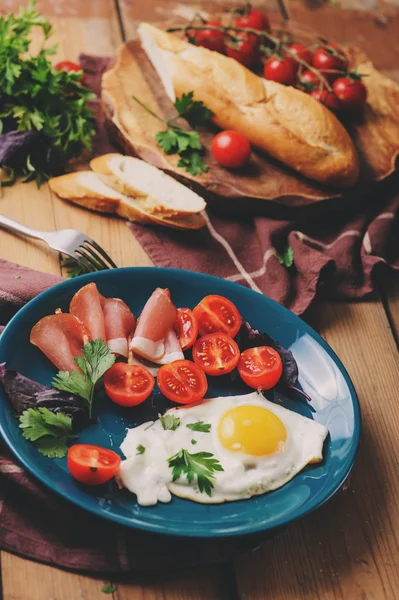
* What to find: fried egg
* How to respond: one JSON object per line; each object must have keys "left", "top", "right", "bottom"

{"left": 118, "top": 392, "right": 328, "bottom": 506}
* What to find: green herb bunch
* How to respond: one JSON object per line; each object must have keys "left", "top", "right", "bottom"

{"left": 0, "top": 0, "right": 96, "bottom": 186}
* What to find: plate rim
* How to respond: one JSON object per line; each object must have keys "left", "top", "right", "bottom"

{"left": 0, "top": 267, "right": 361, "bottom": 538}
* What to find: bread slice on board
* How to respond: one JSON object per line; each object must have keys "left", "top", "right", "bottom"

{"left": 138, "top": 23, "right": 359, "bottom": 189}
{"left": 90, "top": 153, "right": 206, "bottom": 217}
{"left": 48, "top": 171, "right": 206, "bottom": 230}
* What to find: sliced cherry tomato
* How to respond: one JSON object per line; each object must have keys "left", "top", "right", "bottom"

{"left": 174, "top": 307, "right": 198, "bottom": 350}
{"left": 68, "top": 444, "right": 121, "bottom": 486}
{"left": 312, "top": 44, "right": 347, "bottom": 82}
{"left": 238, "top": 346, "right": 283, "bottom": 390}
{"left": 332, "top": 76, "right": 367, "bottom": 110}
{"left": 55, "top": 60, "right": 85, "bottom": 83}
{"left": 157, "top": 359, "right": 208, "bottom": 404}
{"left": 192, "top": 333, "right": 240, "bottom": 376}
{"left": 193, "top": 295, "right": 242, "bottom": 338}
{"left": 185, "top": 20, "right": 225, "bottom": 53}
{"left": 234, "top": 8, "right": 270, "bottom": 32}
{"left": 311, "top": 88, "right": 341, "bottom": 112}
{"left": 287, "top": 43, "right": 313, "bottom": 66}
{"left": 211, "top": 130, "right": 251, "bottom": 169}
{"left": 225, "top": 32, "right": 259, "bottom": 68}
{"left": 104, "top": 363, "right": 154, "bottom": 406}
{"left": 264, "top": 56, "right": 297, "bottom": 86}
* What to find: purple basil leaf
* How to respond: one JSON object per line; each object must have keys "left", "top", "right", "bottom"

{"left": 238, "top": 322, "right": 299, "bottom": 387}
{"left": 0, "top": 363, "right": 89, "bottom": 428}
{"left": 0, "top": 130, "right": 41, "bottom": 164}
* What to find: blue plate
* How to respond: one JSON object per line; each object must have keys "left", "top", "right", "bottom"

{"left": 0, "top": 268, "right": 360, "bottom": 538}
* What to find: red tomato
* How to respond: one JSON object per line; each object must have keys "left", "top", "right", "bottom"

{"left": 55, "top": 60, "right": 85, "bottom": 83}
{"left": 185, "top": 20, "right": 225, "bottom": 53}
{"left": 311, "top": 88, "right": 341, "bottom": 112}
{"left": 225, "top": 32, "right": 259, "bottom": 68}
{"left": 238, "top": 346, "right": 283, "bottom": 390}
{"left": 298, "top": 69, "right": 324, "bottom": 88}
{"left": 312, "top": 44, "right": 347, "bottom": 81}
{"left": 104, "top": 363, "right": 154, "bottom": 407}
{"left": 264, "top": 56, "right": 297, "bottom": 86}
{"left": 211, "top": 130, "right": 251, "bottom": 169}
{"left": 174, "top": 307, "right": 198, "bottom": 350}
{"left": 332, "top": 77, "right": 367, "bottom": 110}
{"left": 192, "top": 333, "right": 240, "bottom": 376}
{"left": 157, "top": 359, "right": 208, "bottom": 404}
{"left": 68, "top": 444, "right": 121, "bottom": 486}
{"left": 234, "top": 8, "right": 270, "bottom": 32}
{"left": 193, "top": 295, "right": 242, "bottom": 338}
{"left": 287, "top": 43, "right": 313, "bottom": 67}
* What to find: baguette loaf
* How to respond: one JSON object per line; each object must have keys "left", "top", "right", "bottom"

{"left": 49, "top": 171, "right": 205, "bottom": 230}
{"left": 138, "top": 23, "right": 359, "bottom": 188}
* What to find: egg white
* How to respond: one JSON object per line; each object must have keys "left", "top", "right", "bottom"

{"left": 119, "top": 392, "right": 329, "bottom": 506}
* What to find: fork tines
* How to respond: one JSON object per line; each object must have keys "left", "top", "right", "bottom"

{"left": 75, "top": 240, "right": 118, "bottom": 273}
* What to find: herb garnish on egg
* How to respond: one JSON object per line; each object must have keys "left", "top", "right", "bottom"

{"left": 186, "top": 421, "right": 211, "bottom": 432}
{"left": 168, "top": 449, "right": 224, "bottom": 497}
{"left": 158, "top": 414, "right": 181, "bottom": 431}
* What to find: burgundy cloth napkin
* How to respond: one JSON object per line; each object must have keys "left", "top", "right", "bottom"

{"left": 81, "top": 53, "right": 399, "bottom": 315}
{"left": 0, "top": 260, "right": 255, "bottom": 572}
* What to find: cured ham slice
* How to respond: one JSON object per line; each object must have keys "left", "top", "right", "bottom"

{"left": 102, "top": 297, "right": 136, "bottom": 358}
{"left": 70, "top": 282, "right": 106, "bottom": 341}
{"left": 152, "top": 329, "right": 184, "bottom": 365}
{"left": 129, "top": 288, "right": 177, "bottom": 361}
{"left": 30, "top": 313, "right": 89, "bottom": 372}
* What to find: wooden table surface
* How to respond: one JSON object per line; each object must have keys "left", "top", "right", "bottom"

{"left": 1, "top": 1, "right": 399, "bottom": 598}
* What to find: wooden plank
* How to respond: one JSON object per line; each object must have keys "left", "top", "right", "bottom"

{"left": 234, "top": 297, "right": 399, "bottom": 600}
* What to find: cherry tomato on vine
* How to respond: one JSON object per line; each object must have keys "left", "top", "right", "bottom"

{"left": 287, "top": 43, "right": 313, "bottom": 67}
{"left": 211, "top": 130, "right": 251, "bottom": 169}
{"left": 238, "top": 346, "right": 283, "bottom": 390}
{"left": 193, "top": 295, "right": 242, "bottom": 338}
{"left": 311, "top": 88, "right": 341, "bottom": 111}
{"left": 68, "top": 444, "right": 121, "bottom": 486}
{"left": 55, "top": 60, "right": 85, "bottom": 83}
{"left": 157, "top": 359, "right": 208, "bottom": 405}
{"left": 332, "top": 77, "right": 367, "bottom": 110}
{"left": 225, "top": 32, "right": 259, "bottom": 68}
{"left": 174, "top": 307, "right": 198, "bottom": 350}
{"left": 297, "top": 69, "right": 324, "bottom": 89}
{"left": 185, "top": 19, "right": 225, "bottom": 53}
{"left": 104, "top": 363, "right": 154, "bottom": 406}
{"left": 312, "top": 44, "right": 347, "bottom": 81}
{"left": 264, "top": 56, "right": 297, "bottom": 86}
{"left": 233, "top": 8, "right": 270, "bottom": 32}
{"left": 192, "top": 333, "right": 240, "bottom": 376}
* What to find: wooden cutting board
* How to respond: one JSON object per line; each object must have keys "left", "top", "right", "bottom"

{"left": 101, "top": 28, "right": 399, "bottom": 217}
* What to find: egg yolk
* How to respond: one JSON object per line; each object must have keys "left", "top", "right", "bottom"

{"left": 218, "top": 405, "right": 287, "bottom": 456}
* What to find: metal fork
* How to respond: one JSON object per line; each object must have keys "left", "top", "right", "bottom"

{"left": 0, "top": 215, "right": 118, "bottom": 273}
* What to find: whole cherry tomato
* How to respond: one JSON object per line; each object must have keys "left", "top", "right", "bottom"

{"left": 211, "top": 130, "right": 251, "bottom": 169}
{"left": 55, "top": 60, "right": 85, "bottom": 84}
{"left": 233, "top": 8, "right": 270, "bottom": 32}
{"left": 225, "top": 32, "right": 259, "bottom": 68}
{"left": 312, "top": 44, "right": 347, "bottom": 82}
{"left": 298, "top": 69, "right": 325, "bottom": 89}
{"left": 68, "top": 444, "right": 121, "bottom": 486}
{"left": 264, "top": 56, "right": 297, "bottom": 86}
{"left": 310, "top": 88, "right": 342, "bottom": 112}
{"left": 332, "top": 76, "right": 367, "bottom": 111}
{"left": 287, "top": 43, "right": 313, "bottom": 67}
{"left": 185, "top": 19, "right": 225, "bottom": 53}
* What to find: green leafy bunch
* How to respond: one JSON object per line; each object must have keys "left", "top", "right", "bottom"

{"left": 0, "top": 0, "right": 96, "bottom": 186}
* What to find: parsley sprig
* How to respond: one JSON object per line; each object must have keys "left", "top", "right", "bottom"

{"left": 52, "top": 339, "right": 115, "bottom": 418}
{"left": 132, "top": 92, "right": 212, "bottom": 176}
{"left": 168, "top": 449, "right": 223, "bottom": 496}
{"left": 158, "top": 413, "right": 181, "bottom": 431}
{"left": 0, "top": 0, "right": 95, "bottom": 186}
{"left": 186, "top": 421, "right": 211, "bottom": 433}
{"left": 19, "top": 407, "right": 76, "bottom": 458}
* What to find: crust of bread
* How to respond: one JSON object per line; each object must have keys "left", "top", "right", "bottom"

{"left": 138, "top": 23, "right": 360, "bottom": 188}
{"left": 48, "top": 171, "right": 205, "bottom": 230}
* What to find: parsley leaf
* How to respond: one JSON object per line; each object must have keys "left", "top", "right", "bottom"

{"left": 158, "top": 413, "right": 181, "bottom": 431}
{"left": 168, "top": 449, "right": 223, "bottom": 497}
{"left": 178, "top": 151, "right": 209, "bottom": 176}
{"left": 52, "top": 339, "right": 115, "bottom": 417}
{"left": 276, "top": 246, "right": 294, "bottom": 268}
{"left": 136, "top": 444, "right": 146, "bottom": 455}
{"left": 186, "top": 421, "right": 211, "bottom": 433}
{"left": 101, "top": 584, "right": 118, "bottom": 594}
{"left": 174, "top": 92, "right": 213, "bottom": 127}
{"left": 19, "top": 407, "right": 76, "bottom": 458}
{"left": 191, "top": 439, "right": 197, "bottom": 445}
{"left": 155, "top": 129, "right": 179, "bottom": 154}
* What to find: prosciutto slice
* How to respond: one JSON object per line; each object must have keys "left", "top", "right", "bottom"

{"left": 101, "top": 297, "right": 136, "bottom": 358}
{"left": 129, "top": 288, "right": 177, "bottom": 361}
{"left": 70, "top": 282, "right": 106, "bottom": 341}
{"left": 152, "top": 329, "right": 184, "bottom": 365}
{"left": 30, "top": 313, "right": 89, "bottom": 372}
